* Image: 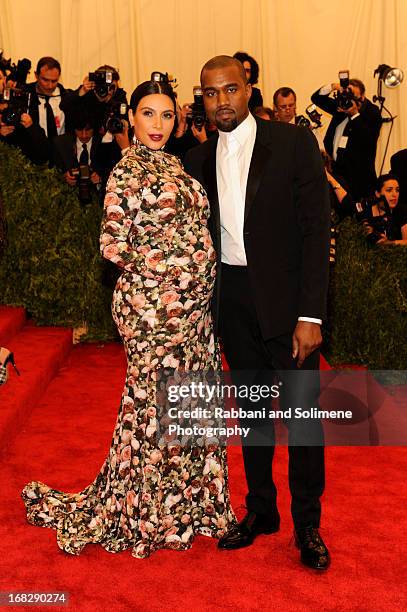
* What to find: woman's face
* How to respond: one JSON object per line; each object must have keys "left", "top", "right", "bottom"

{"left": 376, "top": 179, "right": 400, "bottom": 208}
{"left": 133, "top": 93, "right": 175, "bottom": 149}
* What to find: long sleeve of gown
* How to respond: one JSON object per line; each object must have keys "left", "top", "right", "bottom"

{"left": 100, "top": 156, "right": 145, "bottom": 270}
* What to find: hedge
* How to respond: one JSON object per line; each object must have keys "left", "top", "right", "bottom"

{"left": 0, "top": 142, "right": 117, "bottom": 339}
{"left": 0, "top": 143, "right": 406, "bottom": 367}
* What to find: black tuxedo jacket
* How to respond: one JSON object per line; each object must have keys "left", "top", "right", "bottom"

{"left": 52, "top": 132, "right": 103, "bottom": 173}
{"left": 311, "top": 88, "right": 382, "bottom": 198}
{"left": 26, "top": 82, "right": 68, "bottom": 135}
{"left": 184, "top": 117, "right": 330, "bottom": 340}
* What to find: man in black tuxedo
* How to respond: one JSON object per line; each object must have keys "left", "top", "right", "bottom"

{"left": 311, "top": 79, "right": 382, "bottom": 199}
{"left": 26, "top": 57, "right": 68, "bottom": 140}
{"left": 185, "top": 56, "right": 331, "bottom": 570}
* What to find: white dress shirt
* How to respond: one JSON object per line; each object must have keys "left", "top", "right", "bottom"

{"left": 216, "top": 112, "right": 321, "bottom": 325}
{"left": 38, "top": 86, "right": 65, "bottom": 136}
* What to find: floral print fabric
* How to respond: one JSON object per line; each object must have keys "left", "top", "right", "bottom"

{"left": 21, "top": 142, "right": 236, "bottom": 558}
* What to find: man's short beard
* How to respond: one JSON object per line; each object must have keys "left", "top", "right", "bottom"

{"left": 214, "top": 117, "right": 238, "bottom": 132}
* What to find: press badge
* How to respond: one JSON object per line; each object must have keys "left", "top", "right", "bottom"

{"left": 338, "top": 135, "right": 348, "bottom": 149}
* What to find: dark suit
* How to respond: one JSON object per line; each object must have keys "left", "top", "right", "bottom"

{"left": 185, "top": 117, "right": 330, "bottom": 529}
{"left": 311, "top": 88, "right": 382, "bottom": 199}
{"left": 52, "top": 132, "right": 102, "bottom": 173}
{"left": 26, "top": 82, "right": 69, "bottom": 137}
{"left": 391, "top": 148, "right": 407, "bottom": 205}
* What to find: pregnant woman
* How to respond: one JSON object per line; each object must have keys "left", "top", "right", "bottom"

{"left": 22, "top": 73, "right": 235, "bottom": 559}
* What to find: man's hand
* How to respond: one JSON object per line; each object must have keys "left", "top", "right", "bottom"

{"left": 20, "top": 113, "right": 33, "bottom": 128}
{"left": 79, "top": 75, "right": 95, "bottom": 96}
{"left": 292, "top": 321, "right": 322, "bottom": 368}
{"left": 191, "top": 123, "right": 207, "bottom": 143}
{"left": 90, "top": 171, "right": 101, "bottom": 185}
{"left": 0, "top": 121, "right": 14, "bottom": 137}
{"left": 63, "top": 170, "right": 77, "bottom": 186}
{"left": 114, "top": 120, "right": 130, "bottom": 150}
{"left": 175, "top": 102, "right": 191, "bottom": 137}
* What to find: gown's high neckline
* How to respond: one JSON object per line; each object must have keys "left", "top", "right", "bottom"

{"left": 132, "top": 137, "right": 165, "bottom": 159}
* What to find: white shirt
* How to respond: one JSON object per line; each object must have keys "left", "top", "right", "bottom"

{"left": 216, "top": 112, "right": 321, "bottom": 325}
{"left": 216, "top": 112, "right": 256, "bottom": 266}
{"left": 76, "top": 137, "right": 93, "bottom": 163}
{"left": 37, "top": 86, "right": 65, "bottom": 136}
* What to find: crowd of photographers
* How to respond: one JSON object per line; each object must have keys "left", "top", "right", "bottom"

{"left": 0, "top": 51, "right": 405, "bottom": 247}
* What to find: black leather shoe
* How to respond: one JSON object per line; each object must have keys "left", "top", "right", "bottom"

{"left": 294, "top": 526, "right": 330, "bottom": 570}
{"left": 218, "top": 511, "right": 280, "bottom": 550}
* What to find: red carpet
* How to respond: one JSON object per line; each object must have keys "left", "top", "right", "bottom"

{"left": 1, "top": 310, "right": 406, "bottom": 611}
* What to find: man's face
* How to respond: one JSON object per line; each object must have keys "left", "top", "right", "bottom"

{"left": 275, "top": 93, "right": 296, "bottom": 123}
{"left": 201, "top": 64, "right": 251, "bottom": 132}
{"left": 348, "top": 84, "right": 363, "bottom": 102}
{"left": 242, "top": 60, "right": 251, "bottom": 83}
{"left": 75, "top": 126, "right": 94, "bottom": 144}
{"left": 36, "top": 66, "right": 60, "bottom": 95}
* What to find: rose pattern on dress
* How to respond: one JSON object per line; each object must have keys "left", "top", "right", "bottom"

{"left": 22, "top": 142, "right": 236, "bottom": 558}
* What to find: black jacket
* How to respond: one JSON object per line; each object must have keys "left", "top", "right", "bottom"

{"left": 311, "top": 87, "right": 382, "bottom": 199}
{"left": 25, "top": 82, "right": 69, "bottom": 137}
{"left": 184, "top": 117, "right": 330, "bottom": 340}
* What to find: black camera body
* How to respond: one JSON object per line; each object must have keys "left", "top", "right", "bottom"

{"left": 295, "top": 115, "right": 311, "bottom": 128}
{"left": 334, "top": 70, "right": 356, "bottom": 111}
{"left": 8, "top": 58, "right": 31, "bottom": 87}
{"left": 188, "top": 86, "right": 206, "bottom": 130}
{"left": 104, "top": 101, "right": 128, "bottom": 134}
{"left": 89, "top": 69, "right": 119, "bottom": 98}
{"left": 356, "top": 195, "right": 395, "bottom": 245}
{"left": 306, "top": 103, "right": 322, "bottom": 127}
{"left": 1, "top": 87, "right": 30, "bottom": 126}
{"left": 71, "top": 164, "right": 92, "bottom": 204}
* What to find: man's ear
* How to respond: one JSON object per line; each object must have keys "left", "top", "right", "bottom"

{"left": 246, "top": 82, "right": 252, "bottom": 100}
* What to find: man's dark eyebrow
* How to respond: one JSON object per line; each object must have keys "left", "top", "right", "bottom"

{"left": 203, "top": 82, "right": 240, "bottom": 92}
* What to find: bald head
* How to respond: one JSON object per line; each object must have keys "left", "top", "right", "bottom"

{"left": 200, "top": 55, "right": 247, "bottom": 84}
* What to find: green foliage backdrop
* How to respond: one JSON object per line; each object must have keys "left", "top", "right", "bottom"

{"left": 0, "top": 143, "right": 406, "bottom": 366}
{"left": 0, "top": 142, "right": 117, "bottom": 339}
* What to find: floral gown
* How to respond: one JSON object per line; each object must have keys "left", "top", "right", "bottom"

{"left": 22, "top": 142, "right": 236, "bottom": 558}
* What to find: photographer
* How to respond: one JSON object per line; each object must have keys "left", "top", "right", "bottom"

{"left": 61, "top": 65, "right": 127, "bottom": 133}
{"left": 52, "top": 109, "right": 103, "bottom": 194}
{"left": 361, "top": 174, "right": 407, "bottom": 246}
{"left": 0, "top": 68, "right": 49, "bottom": 165}
{"left": 311, "top": 78, "right": 382, "bottom": 199}
{"left": 25, "top": 57, "right": 68, "bottom": 139}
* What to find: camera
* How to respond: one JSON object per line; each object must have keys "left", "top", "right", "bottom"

{"left": 89, "top": 69, "right": 119, "bottom": 98}
{"left": 356, "top": 195, "right": 396, "bottom": 245}
{"left": 334, "top": 70, "right": 356, "bottom": 111}
{"left": 71, "top": 164, "right": 92, "bottom": 204}
{"left": 295, "top": 115, "right": 311, "bottom": 128}
{"left": 187, "top": 86, "right": 206, "bottom": 130}
{"left": 8, "top": 58, "right": 31, "bottom": 87}
{"left": 0, "top": 87, "right": 30, "bottom": 126}
{"left": 306, "top": 103, "right": 322, "bottom": 127}
{"left": 104, "top": 102, "right": 128, "bottom": 134}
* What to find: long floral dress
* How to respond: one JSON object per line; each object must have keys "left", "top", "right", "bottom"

{"left": 22, "top": 141, "right": 236, "bottom": 558}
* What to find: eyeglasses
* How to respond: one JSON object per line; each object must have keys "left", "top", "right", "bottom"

{"left": 277, "top": 103, "right": 296, "bottom": 110}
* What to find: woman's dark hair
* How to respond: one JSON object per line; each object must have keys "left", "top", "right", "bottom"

{"left": 130, "top": 74, "right": 177, "bottom": 113}
{"left": 233, "top": 51, "right": 260, "bottom": 85}
{"left": 376, "top": 173, "right": 399, "bottom": 192}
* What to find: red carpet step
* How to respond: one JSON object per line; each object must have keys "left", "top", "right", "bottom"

{"left": 0, "top": 325, "right": 72, "bottom": 448}
{"left": 0, "top": 306, "right": 26, "bottom": 345}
